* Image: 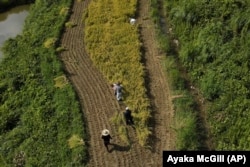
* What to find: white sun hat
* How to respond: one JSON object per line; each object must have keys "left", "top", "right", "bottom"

{"left": 126, "top": 107, "right": 129, "bottom": 110}
{"left": 129, "top": 18, "right": 136, "bottom": 25}
{"left": 102, "top": 129, "right": 110, "bottom": 136}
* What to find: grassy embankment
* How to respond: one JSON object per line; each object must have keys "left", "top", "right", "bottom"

{"left": 0, "top": 0, "right": 87, "bottom": 166}
{"left": 150, "top": 0, "right": 200, "bottom": 150}
{"left": 164, "top": 0, "right": 250, "bottom": 150}
{"left": 84, "top": 0, "right": 151, "bottom": 146}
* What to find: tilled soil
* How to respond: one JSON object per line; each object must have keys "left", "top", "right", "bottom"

{"left": 59, "top": 0, "right": 175, "bottom": 166}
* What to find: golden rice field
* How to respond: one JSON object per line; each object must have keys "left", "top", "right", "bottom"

{"left": 84, "top": 0, "right": 151, "bottom": 146}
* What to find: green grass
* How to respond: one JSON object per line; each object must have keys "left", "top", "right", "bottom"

{"left": 164, "top": 0, "right": 250, "bottom": 150}
{"left": 0, "top": 0, "right": 88, "bottom": 166}
{"left": 150, "top": 0, "right": 200, "bottom": 150}
{"left": 161, "top": 55, "right": 200, "bottom": 150}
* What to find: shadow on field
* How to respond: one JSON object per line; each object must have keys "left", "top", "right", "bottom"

{"left": 109, "top": 143, "right": 131, "bottom": 152}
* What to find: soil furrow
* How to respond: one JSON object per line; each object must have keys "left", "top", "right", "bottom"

{"left": 136, "top": 0, "right": 176, "bottom": 165}
{"left": 60, "top": 1, "right": 127, "bottom": 166}
{"left": 59, "top": 0, "right": 175, "bottom": 166}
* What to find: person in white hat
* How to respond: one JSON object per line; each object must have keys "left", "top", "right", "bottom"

{"left": 101, "top": 129, "right": 112, "bottom": 151}
{"left": 129, "top": 18, "right": 136, "bottom": 25}
{"left": 124, "top": 107, "right": 134, "bottom": 125}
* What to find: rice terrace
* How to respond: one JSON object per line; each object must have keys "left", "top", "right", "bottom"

{"left": 0, "top": 0, "right": 250, "bottom": 166}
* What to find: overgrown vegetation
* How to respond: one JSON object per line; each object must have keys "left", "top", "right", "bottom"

{"left": 0, "top": 0, "right": 88, "bottom": 166}
{"left": 164, "top": 0, "right": 250, "bottom": 150}
{"left": 84, "top": 0, "right": 152, "bottom": 146}
{"left": 150, "top": 0, "right": 201, "bottom": 150}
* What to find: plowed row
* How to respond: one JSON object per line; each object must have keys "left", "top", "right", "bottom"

{"left": 59, "top": 0, "right": 175, "bottom": 166}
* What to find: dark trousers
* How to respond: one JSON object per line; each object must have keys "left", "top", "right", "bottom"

{"left": 104, "top": 140, "right": 110, "bottom": 149}
{"left": 125, "top": 117, "right": 134, "bottom": 125}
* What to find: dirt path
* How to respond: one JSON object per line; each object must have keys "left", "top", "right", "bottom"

{"left": 137, "top": 0, "right": 176, "bottom": 152}
{"left": 59, "top": 0, "right": 175, "bottom": 166}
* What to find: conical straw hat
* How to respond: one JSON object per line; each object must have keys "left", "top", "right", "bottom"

{"left": 102, "top": 129, "right": 109, "bottom": 136}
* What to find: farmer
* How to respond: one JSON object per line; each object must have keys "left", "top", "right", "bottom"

{"left": 101, "top": 129, "right": 112, "bottom": 151}
{"left": 124, "top": 107, "right": 134, "bottom": 125}
{"left": 129, "top": 18, "right": 136, "bottom": 25}
{"left": 112, "top": 82, "right": 122, "bottom": 101}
